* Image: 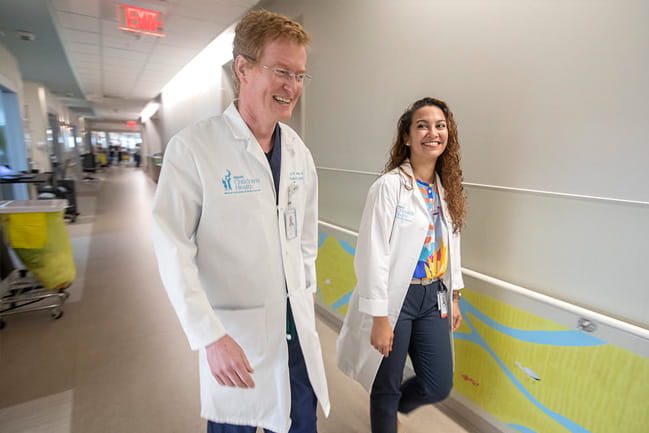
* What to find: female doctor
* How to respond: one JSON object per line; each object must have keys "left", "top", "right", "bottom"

{"left": 336, "top": 97, "right": 466, "bottom": 433}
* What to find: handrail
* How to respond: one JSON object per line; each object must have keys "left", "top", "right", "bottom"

{"left": 463, "top": 182, "right": 649, "bottom": 207}
{"left": 318, "top": 219, "right": 649, "bottom": 342}
{"left": 318, "top": 220, "right": 359, "bottom": 238}
{"left": 461, "top": 268, "right": 649, "bottom": 342}
{"left": 316, "top": 166, "right": 649, "bottom": 207}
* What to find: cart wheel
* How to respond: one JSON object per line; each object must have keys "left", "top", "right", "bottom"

{"left": 51, "top": 309, "right": 64, "bottom": 320}
{"left": 0, "top": 320, "right": 5, "bottom": 330}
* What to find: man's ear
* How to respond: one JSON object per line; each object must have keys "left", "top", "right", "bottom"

{"left": 234, "top": 55, "right": 249, "bottom": 84}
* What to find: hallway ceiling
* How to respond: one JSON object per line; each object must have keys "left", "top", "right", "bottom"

{"left": 0, "top": 0, "right": 259, "bottom": 122}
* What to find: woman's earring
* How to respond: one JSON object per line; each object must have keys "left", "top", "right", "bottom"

{"left": 405, "top": 142, "right": 411, "bottom": 147}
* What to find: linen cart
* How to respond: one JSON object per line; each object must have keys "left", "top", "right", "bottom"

{"left": 0, "top": 199, "right": 75, "bottom": 329}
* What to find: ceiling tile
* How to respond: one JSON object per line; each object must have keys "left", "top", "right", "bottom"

{"left": 57, "top": 11, "right": 99, "bottom": 32}
{"left": 102, "top": 35, "right": 157, "bottom": 52}
{"left": 163, "top": 14, "right": 224, "bottom": 36}
{"left": 70, "top": 52, "right": 101, "bottom": 63}
{"left": 173, "top": 0, "right": 247, "bottom": 24}
{"left": 66, "top": 29, "right": 100, "bottom": 44}
{"left": 135, "top": 78, "right": 169, "bottom": 86}
{"left": 150, "top": 43, "right": 195, "bottom": 58}
{"left": 144, "top": 55, "right": 187, "bottom": 67}
{"left": 130, "top": 88, "right": 160, "bottom": 99}
{"left": 75, "top": 65, "right": 102, "bottom": 75}
{"left": 103, "top": 46, "right": 148, "bottom": 61}
{"left": 51, "top": 0, "right": 100, "bottom": 17}
{"left": 137, "top": 70, "right": 174, "bottom": 81}
{"left": 76, "top": 67, "right": 101, "bottom": 74}
{"left": 103, "top": 57, "right": 144, "bottom": 68}
{"left": 68, "top": 42, "right": 100, "bottom": 54}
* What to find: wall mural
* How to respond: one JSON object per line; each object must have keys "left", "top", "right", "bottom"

{"left": 316, "top": 232, "right": 649, "bottom": 433}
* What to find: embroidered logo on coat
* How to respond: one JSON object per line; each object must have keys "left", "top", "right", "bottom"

{"left": 221, "top": 170, "right": 232, "bottom": 191}
{"left": 222, "top": 169, "right": 262, "bottom": 195}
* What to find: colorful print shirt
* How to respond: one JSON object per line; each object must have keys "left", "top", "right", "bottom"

{"left": 412, "top": 179, "right": 448, "bottom": 279}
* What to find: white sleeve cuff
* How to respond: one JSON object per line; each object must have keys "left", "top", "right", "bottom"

{"left": 185, "top": 314, "right": 228, "bottom": 351}
{"left": 359, "top": 297, "right": 389, "bottom": 317}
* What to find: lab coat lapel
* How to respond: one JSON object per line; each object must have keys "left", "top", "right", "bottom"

{"left": 278, "top": 124, "right": 297, "bottom": 206}
{"left": 400, "top": 161, "right": 429, "bottom": 217}
{"left": 435, "top": 172, "right": 452, "bottom": 231}
{"left": 223, "top": 102, "right": 276, "bottom": 201}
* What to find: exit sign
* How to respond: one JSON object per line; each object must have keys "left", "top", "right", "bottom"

{"left": 117, "top": 3, "right": 165, "bottom": 37}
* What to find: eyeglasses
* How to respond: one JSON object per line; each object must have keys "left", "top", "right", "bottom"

{"left": 242, "top": 55, "right": 312, "bottom": 87}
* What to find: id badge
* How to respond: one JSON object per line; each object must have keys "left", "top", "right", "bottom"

{"left": 437, "top": 289, "right": 448, "bottom": 318}
{"left": 285, "top": 207, "right": 298, "bottom": 240}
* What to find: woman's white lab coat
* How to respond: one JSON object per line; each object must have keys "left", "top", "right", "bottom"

{"left": 152, "top": 102, "right": 330, "bottom": 433}
{"left": 336, "top": 162, "right": 464, "bottom": 392}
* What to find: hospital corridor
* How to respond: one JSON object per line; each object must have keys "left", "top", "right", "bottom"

{"left": 1, "top": 1, "right": 648, "bottom": 432}
{"left": 0, "top": 167, "right": 471, "bottom": 433}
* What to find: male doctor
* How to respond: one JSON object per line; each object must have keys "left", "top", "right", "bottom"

{"left": 152, "top": 10, "right": 330, "bottom": 433}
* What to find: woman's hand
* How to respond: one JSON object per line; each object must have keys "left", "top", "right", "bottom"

{"left": 452, "top": 299, "right": 462, "bottom": 330}
{"left": 371, "top": 316, "right": 393, "bottom": 357}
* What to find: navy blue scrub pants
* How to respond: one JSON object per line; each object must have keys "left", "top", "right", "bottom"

{"left": 370, "top": 281, "right": 453, "bottom": 433}
{"left": 207, "top": 333, "right": 318, "bottom": 433}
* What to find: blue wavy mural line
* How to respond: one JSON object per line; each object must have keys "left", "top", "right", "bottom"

{"left": 332, "top": 291, "right": 352, "bottom": 310}
{"left": 318, "top": 232, "right": 357, "bottom": 257}
{"left": 338, "top": 239, "right": 356, "bottom": 256}
{"left": 318, "top": 232, "right": 327, "bottom": 248}
{"left": 455, "top": 298, "right": 591, "bottom": 433}
{"left": 460, "top": 301, "right": 604, "bottom": 347}
{"left": 507, "top": 424, "right": 539, "bottom": 433}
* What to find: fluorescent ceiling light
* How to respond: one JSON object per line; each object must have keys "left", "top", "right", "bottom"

{"left": 140, "top": 101, "right": 160, "bottom": 123}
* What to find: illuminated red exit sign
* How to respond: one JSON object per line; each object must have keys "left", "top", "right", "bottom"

{"left": 116, "top": 3, "right": 165, "bottom": 37}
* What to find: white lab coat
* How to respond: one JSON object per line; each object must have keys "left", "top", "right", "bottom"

{"left": 336, "top": 162, "right": 464, "bottom": 392}
{"left": 152, "top": 102, "right": 330, "bottom": 433}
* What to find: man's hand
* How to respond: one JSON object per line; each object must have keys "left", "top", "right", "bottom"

{"left": 206, "top": 334, "right": 255, "bottom": 388}
{"left": 370, "top": 316, "right": 393, "bottom": 357}
{"left": 452, "top": 300, "right": 463, "bottom": 331}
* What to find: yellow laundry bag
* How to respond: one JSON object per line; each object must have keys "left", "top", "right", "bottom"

{"left": 0, "top": 200, "right": 75, "bottom": 289}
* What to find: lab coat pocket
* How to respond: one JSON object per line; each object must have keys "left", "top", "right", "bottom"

{"left": 212, "top": 306, "right": 266, "bottom": 367}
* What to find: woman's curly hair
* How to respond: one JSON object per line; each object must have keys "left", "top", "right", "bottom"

{"left": 385, "top": 97, "right": 466, "bottom": 233}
